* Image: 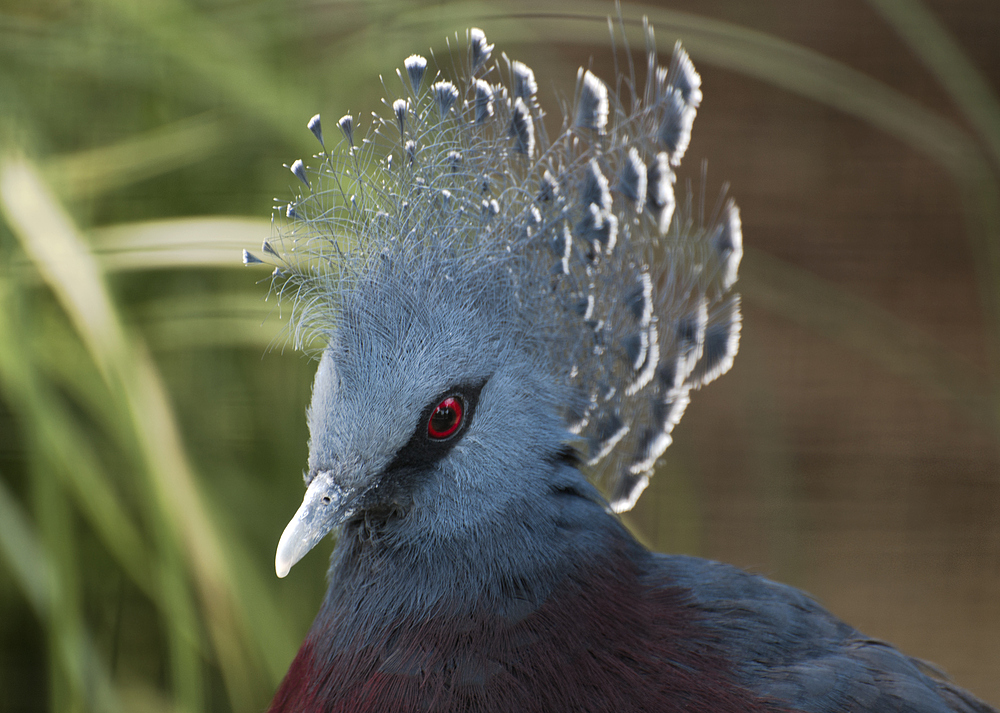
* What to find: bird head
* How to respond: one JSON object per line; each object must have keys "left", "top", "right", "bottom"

{"left": 253, "top": 27, "right": 743, "bottom": 580}
{"left": 274, "top": 262, "right": 572, "bottom": 578}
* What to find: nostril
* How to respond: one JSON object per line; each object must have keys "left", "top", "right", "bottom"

{"left": 321, "top": 496, "right": 331, "bottom": 504}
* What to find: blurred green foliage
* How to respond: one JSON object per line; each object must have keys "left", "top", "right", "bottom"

{"left": 1, "top": 1, "right": 998, "bottom": 712}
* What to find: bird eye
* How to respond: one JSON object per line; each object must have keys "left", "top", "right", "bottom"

{"left": 427, "top": 396, "right": 464, "bottom": 440}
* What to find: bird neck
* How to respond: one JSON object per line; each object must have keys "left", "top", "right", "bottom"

{"left": 269, "top": 476, "right": 787, "bottom": 713}
{"left": 322, "top": 465, "right": 629, "bottom": 625}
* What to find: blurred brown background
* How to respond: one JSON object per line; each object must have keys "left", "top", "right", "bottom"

{"left": 0, "top": 0, "right": 997, "bottom": 710}
{"left": 624, "top": 0, "right": 1000, "bottom": 701}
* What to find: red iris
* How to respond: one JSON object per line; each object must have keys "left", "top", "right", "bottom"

{"left": 427, "top": 396, "right": 463, "bottom": 440}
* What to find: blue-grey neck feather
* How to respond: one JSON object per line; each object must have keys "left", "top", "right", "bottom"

{"left": 256, "top": 25, "right": 743, "bottom": 514}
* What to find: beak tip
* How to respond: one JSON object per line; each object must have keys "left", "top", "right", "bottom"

{"left": 275, "top": 526, "right": 300, "bottom": 579}
{"left": 275, "top": 558, "right": 291, "bottom": 579}
{"left": 274, "top": 470, "right": 345, "bottom": 580}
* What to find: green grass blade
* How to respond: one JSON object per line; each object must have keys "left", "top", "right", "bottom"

{"left": 0, "top": 476, "right": 123, "bottom": 713}
{"left": 866, "top": 0, "right": 1000, "bottom": 170}
{"left": 90, "top": 0, "right": 316, "bottom": 143}
{"left": 0, "top": 474, "right": 53, "bottom": 617}
{"left": 43, "top": 113, "right": 228, "bottom": 200}
{"left": 0, "top": 156, "right": 231, "bottom": 710}
{"left": 90, "top": 217, "right": 270, "bottom": 271}
{"left": 0, "top": 294, "right": 157, "bottom": 600}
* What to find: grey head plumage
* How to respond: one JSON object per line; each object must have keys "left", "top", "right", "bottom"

{"left": 247, "top": 23, "right": 743, "bottom": 576}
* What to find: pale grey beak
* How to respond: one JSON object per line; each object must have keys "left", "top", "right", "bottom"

{"left": 275, "top": 470, "right": 348, "bottom": 578}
